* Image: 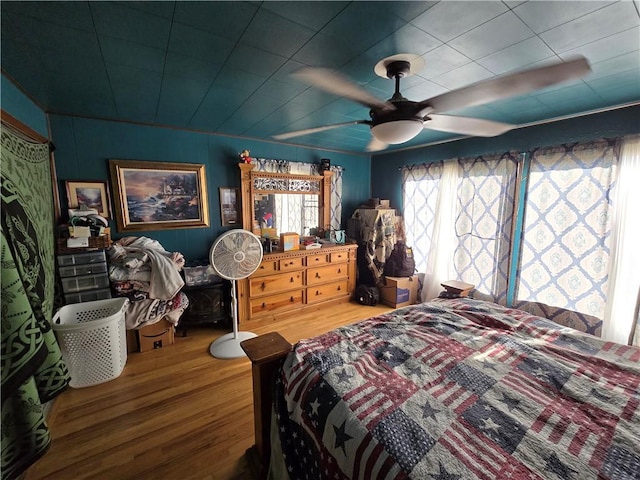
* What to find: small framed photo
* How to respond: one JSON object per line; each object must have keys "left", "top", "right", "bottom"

{"left": 66, "top": 180, "right": 111, "bottom": 218}
{"left": 220, "top": 187, "right": 239, "bottom": 226}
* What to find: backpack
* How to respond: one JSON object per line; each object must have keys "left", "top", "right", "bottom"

{"left": 384, "top": 241, "right": 416, "bottom": 278}
{"left": 355, "top": 285, "right": 379, "bottom": 306}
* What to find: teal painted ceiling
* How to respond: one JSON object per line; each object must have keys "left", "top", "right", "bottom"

{"left": 2, "top": 1, "right": 639, "bottom": 153}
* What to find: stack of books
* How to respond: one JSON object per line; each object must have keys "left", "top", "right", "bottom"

{"left": 438, "top": 280, "right": 475, "bottom": 299}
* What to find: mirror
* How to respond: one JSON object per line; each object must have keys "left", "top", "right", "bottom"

{"left": 254, "top": 193, "right": 319, "bottom": 236}
{"left": 239, "top": 163, "right": 332, "bottom": 241}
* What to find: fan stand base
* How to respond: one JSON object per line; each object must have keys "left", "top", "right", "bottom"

{"left": 209, "top": 331, "right": 258, "bottom": 359}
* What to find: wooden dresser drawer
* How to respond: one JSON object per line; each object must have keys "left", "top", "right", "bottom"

{"left": 330, "top": 250, "right": 349, "bottom": 263}
{"left": 306, "top": 253, "right": 329, "bottom": 266}
{"left": 250, "top": 290, "right": 303, "bottom": 317}
{"left": 279, "top": 257, "right": 303, "bottom": 271}
{"left": 250, "top": 271, "right": 303, "bottom": 296}
{"left": 307, "top": 264, "right": 349, "bottom": 286}
{"left": 306, "top": 280, "right": 349, "bottom": 304}
{"left": 253, "top": 259, "right": 278, "bottom": 277}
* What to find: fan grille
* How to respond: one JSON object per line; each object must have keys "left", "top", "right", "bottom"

{"left": 210, "top": 230, "right": 263, "bottom": 280}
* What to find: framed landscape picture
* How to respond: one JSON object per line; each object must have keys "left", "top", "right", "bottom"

{"left": 109, "top": 159, "right": 210, "bottom": 232}
{"left": 65, "top": 180, "right": 111, "bottom": 218}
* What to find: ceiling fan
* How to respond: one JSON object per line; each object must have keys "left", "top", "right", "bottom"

{"left": 273, "top": 53, "right": 591, "bottom": 151}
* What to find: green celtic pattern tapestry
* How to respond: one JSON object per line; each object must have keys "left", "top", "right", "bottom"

{"left": 1, "top": 127, "right": 70, "bottom": 479}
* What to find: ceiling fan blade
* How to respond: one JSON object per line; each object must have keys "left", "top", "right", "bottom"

{"left": 365, "top": 136, "right": 388, "bottom": 152}
{"left": 425, "top": 114, "right": 514, "bottom": 137}
{"left": 272, "top": 120, "right": 369, "bottom": 140}
{"left": 292, "top": 67, "right": 393, "bottom": 111}
{"left": 418, "top": 56, "right": 591, "bottom": 114}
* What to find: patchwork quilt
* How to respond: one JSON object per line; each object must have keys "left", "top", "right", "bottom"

{"left": 274, "top": 299, "right": 640, "bottom": 480}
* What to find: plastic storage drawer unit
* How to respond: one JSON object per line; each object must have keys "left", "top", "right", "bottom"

{"left": 61, "top": 273, "right": 110, "bottom": 293}
{"left": 57, "top": 250, "right": 106, "bottom": 267}
{"left": 58, "top": 262, "right": 108, "bottom": 278}
{"left": 57, "top": 249, "right": 111, "bottom": 305}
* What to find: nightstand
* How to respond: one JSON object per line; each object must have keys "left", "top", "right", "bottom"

{"left": 178, "top": 281, "right": 232, "bottom": 335}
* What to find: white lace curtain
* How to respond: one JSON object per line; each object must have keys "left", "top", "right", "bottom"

{"left": 403, "top": 152, "right": 518, "bottom": 303}
{"left": 602, "top": 135, "right": 640, "bottom": 346}
{"left": 251, "top": 158, "right": 343, "bottom": 230}
{"left": 403, "top": 136, "right": 639, "bottom": 344}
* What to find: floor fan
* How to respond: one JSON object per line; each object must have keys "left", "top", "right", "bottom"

{"left": 209, "top": 229, "right": 264, "bottom": 359}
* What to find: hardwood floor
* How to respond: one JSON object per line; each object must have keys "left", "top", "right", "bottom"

{"left": 25, "top": 301, "right": 395, "bottom": 480}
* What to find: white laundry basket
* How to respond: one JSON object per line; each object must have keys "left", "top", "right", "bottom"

{"left": 52, "top": 297, "right": 129, "bottom": 388}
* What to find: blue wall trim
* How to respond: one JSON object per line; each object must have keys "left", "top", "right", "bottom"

{"left": 371, "top": 105, "right": 640, "bottom": 215}
{"left": 1, "top": 74, "right": 48, "bottom": 137}
{"left": 50, "top": 115, "right": 371, "bottom": 261}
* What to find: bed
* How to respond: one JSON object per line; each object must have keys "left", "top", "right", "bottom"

{"left": 241, "top": 298, "right": 640, "bottom": 480}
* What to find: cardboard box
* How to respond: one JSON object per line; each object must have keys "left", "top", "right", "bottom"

{"left": 280, "top": 232, "right": 300, "bottom": 251}
{"left": 380, "top": 275, "right": 418, "bottom": 308}
{"left": 261, "top": 228, "right": 278, "bottom": 239}
{"left": 129, "top": 319, "right": 175, "bottom": 353}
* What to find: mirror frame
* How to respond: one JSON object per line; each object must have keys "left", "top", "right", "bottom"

{"left": 239, "top": 163, "right": 332, "bottom": 236}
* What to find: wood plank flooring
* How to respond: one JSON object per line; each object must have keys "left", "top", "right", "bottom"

{"left": 25, "top": 301, "right": 394, "bottom": 480}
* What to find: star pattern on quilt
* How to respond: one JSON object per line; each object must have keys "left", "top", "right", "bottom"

{"left": 333, "top": 420, "right": 353, "bottom": 456}
{"left": 310, "top": 398, "right": 321, "bottom": 416}
{"left": 335, "top": 368, "right": 352, "bottom": 383}
{"left": 499, "top": 392, "right": 521, "bottom": 412}
{"left": 544, "top": 452, "right": 578, "bottom": 479}
{"left": 479, "top": 358, "right": 499, "bottom": 371}
{"left": 481, "top": 417, "right": 502, "bottom": 435}
{"left": 406, "top": 364, "right": 423, "bottom": 378}
{"left": 422, "top": 400, "right": 441, "bottom": 421}
{"left": 429, "top": 462, "right": 462, "bottom": 480}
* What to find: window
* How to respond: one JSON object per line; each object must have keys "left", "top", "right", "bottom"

{"left": 403, "top": 153, "right": 517, "bottom": 303}
{"left": 515, "top": 140, "right": 618, "bottom": 328}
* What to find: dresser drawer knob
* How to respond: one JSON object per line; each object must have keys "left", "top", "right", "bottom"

{"left": 290, "top": 296, "right": 294, "bottom": 302}
{"left": 261, "top": 282, "right": 266, "bottom": 290}
{"left": 337, "top": 268, "right": 341, "bottom": 273}
{"left": 315, "top": 272, "right": 321, "bottom": 278}
{"left": 316, "top": 290, "right": 320, "bottom": 296}
{"left": 261, "top": 302, "right": 266, "bottom": 308}
{"left": 290, "top": 277, "right": 295, "bottom": 283}
{"left": 337, "top": 286, "right": 341, "bottom": 291}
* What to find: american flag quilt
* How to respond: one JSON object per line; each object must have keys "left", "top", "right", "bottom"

{"left": 273, "top": 299, "right": 640, "bottom": 480}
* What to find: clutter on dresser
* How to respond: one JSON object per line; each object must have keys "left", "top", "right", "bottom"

{"left": 107, "top": 237, "right": 189, "bottom": 348}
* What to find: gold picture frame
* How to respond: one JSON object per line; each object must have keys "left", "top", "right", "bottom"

{"left": 219, "top": 187, "right": 239, "bottom": 226}
{"left": 109, "top": 159, "right": 209, "bottom": 232}
{"left": 65, "top": 180, "right": 111, "bottom": 218}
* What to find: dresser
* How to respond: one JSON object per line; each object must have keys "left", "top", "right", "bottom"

{"left": 57, "top": 250, "right": 112, "bottom": 304}
{"left": 237, "top": 243, "right": 357, "bottom": 323}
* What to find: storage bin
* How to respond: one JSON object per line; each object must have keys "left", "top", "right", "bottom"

{"left": 183, "top": 264, "right": 220, "bottom": 286}
{"left": 61, "top": 273, "right": 110, "bottom": 293}
{"left": 52, "top": 298, "right": 129, "bottom": 388}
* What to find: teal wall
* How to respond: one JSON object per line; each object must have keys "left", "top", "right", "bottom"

{"left": 371, "top": 104, "right": 640, "bottom": 212}
{"left": 1, "top": 73, "right": 48, "bottom": 137}
{"left": 50, "top": 115, "right": 371, "bottom": 261}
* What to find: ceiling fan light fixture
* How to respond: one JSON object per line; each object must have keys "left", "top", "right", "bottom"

{"left": 371, "top": 119, "right": 423, "bottom": 144}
